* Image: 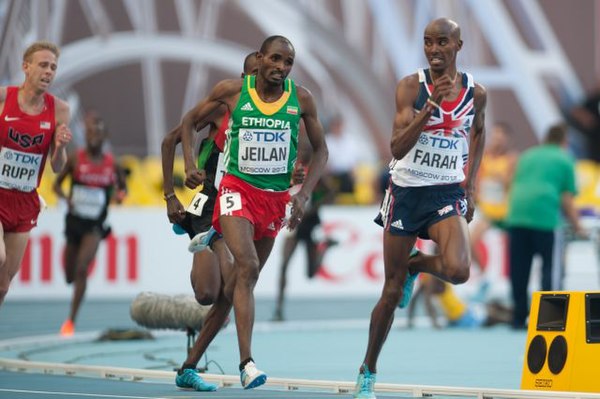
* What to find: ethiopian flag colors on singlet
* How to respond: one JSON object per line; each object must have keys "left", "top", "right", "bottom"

{"left": 223, "top": 74, "right": 301, "bottom": 191}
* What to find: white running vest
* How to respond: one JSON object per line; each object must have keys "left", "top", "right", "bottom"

{"left": 390, "top": 69, "right": 475, "bottom": 187}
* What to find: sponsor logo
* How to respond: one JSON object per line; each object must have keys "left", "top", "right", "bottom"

{"left": 459, "top": 198, "right": 468, "bottom": 215}
{"left": 428, "top": 136, "right": 459, "bottom": 149}
{"left": 267, "top": 222, "right": 276, "bottom": 231}
{"left": 391, "top": 219, "right": 403, "bottom": 229}
{"left": 534, "top": 379, "right": 553, "bottom": 388}
{"left": 30, "top": 219, "right": 36, "bottom": 225}
{"left": 4, "top": 116, "right": 19, "bottom": 122}
{"left": 242, "top": 131, "right": 254, "bottom": 141}
{"left": 437, "top": 205, "right": 453, "bottom": 216}
{"left": 240, "top": 102, "right": 254, "bottom": 111}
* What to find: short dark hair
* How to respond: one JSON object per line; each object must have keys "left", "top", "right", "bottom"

{"left": 544, "top": 123, "right": 567, "bottom": 144}
{"left": 243, "top": 51, "right": 258, "bottom": 73}
{"left": 259, "top": 35, "right": 293, "bottom": 54}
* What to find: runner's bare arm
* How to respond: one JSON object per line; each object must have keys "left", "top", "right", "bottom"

{"left": 161, "top": 125, "right": 183, "bottom": 198}
{"left": 464, "top": 84, "right": 487, "bottom": 222}
{"left": 50, "top": 98, "right": 72, "bottom": 173}
{"left": 390, "top": 75, "right": 434, "bottom": 160}
{"left": 160, "top": 124, "right": 187, "bottom": 223}
{"left": 52, "top": 152, "right": 75, "bottom": 201}
{"left": 288, "top": 86, "right": 328, "bottom": 230}
{"left": 181, "top": 79, "right": 241, "bottom": 189}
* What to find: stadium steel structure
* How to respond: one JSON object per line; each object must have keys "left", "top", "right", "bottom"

{"left": 0, "top": 0, "right": 585, "bottom": 157}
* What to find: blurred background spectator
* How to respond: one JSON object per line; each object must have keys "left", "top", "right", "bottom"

{"left": 324, "top": 115, "right": 360, "bottom": 198}
{"left": 505, "top": 123, "right": 585, "bottom": 330}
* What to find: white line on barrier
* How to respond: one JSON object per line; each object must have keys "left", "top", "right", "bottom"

{"left": 2, "top": 357, "right": 600, "bottom": 399}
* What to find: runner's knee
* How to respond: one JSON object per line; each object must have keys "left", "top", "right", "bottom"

{"left": 445, "top": 263, "right": 470, "bottom": 284}
{"left": 194, "top": 291, "right": 217, "bottom": 306}
{"left": 236, "top": 257, "right": 260, "bottom": 286}
{"left": 381, "top": 281, "right": 403, "bottom": 305}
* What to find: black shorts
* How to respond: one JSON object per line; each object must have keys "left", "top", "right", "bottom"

{"left": 178, "top": 186, "right": 216, "bottom": 239}
{"left": 296, "top": 211, "right": 320, "bottom": 242}
{"left": 65, "top": 214, "right": 111, "bottom": 245}
{"left": 375, "top": 182, "right": 466, "bottom": 239}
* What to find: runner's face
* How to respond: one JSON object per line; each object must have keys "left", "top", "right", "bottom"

{"left": 423, "top": 25, "right": 460, "bottom": 73}
{"left": 86, "top": 122, "right": 106, "bottom": 152}
{"left": 23, "top": 50, "right": 57, "bottom": 92}
{"left": 259, "top": 40, "right": 295, "bottom": 85}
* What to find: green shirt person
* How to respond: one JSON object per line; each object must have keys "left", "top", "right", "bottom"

{"left": 506, "top": 123, "right": 584, "bottom": 330}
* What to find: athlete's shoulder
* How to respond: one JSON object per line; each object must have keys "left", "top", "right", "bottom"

{"left": 294, "top": 83, "right": 313, "bottom": 100}
{"left": 214, "top": 78, "right": 244, "bottom": 94}
{"left": 396, "top": 73, "right": 420, "bottom": 91}
{"left": 293, "top": 84, "right": 317, "bottom": 112}
{"left": 395, "top": 73, "right": 420, "bottom": 102}
{"left": 53, "top": 95, "right": 71, "bottom": 125}
{"left": 473, "top": 82, "right": 487, "bottom": 106}
{"left": 0, "top": 86, "right": 7, "bottom": 102}
{"left": 473, "top": 81, "right": 487, "bottom": 96}
{"left": 53, "top": 95, "right": 70, "bottom": 113}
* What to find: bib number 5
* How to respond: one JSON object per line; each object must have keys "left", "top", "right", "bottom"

{"left": 219, "top": 192, "right": 242, "bottom": 214}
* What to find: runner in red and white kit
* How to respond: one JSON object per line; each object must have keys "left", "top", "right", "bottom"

{"left": 0, "top": 41, "right": 72, "bottom": 307}
{"left": 54, "top": 112, "right": 127, "bottom": 336}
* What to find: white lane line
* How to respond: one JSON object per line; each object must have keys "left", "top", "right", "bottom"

{"left": 0, "top": 388, "right": 171, "bottom": 399}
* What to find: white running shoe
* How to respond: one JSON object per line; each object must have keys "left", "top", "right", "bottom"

{"left": 240, "top": 361, "right": 267, "bottom": 389}
{"left": 188, "top": 228, "right": 216, "bottom": 253}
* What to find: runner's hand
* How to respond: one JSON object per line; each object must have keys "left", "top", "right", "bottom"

{"left": 166, "top": 195, "right": 186, "bottom": 224}
{"left": 184, "top": 168, "right": 206, "bottom": 189}
{"left": 465, "top": 194, "right": 475, "bottom": 223}
{"left": 287, "top": 192, "right": 309, "bottom": 230}
{"left": 430, "top": 74, "right": 455, "bottom": 104}
{"left": 54, "top": 123, "right": 72, "bottom": 149}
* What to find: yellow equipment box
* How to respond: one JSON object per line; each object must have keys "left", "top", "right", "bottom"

{"left": 521, "top": 291, "right": 600, "bottom": 393}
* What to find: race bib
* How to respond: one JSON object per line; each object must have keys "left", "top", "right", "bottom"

{"left": 219, "top": 192, "right": 242, "bottom": 215}
{"left": 186, "top": 192, "right": 209, "bottom": 216}
{"left": 71, "top": 185, "right": 107, "bottom": 219}
{"left": 238, "top": 128, "right": 290, "bottom": 174}
{"left": 0, "top": 147, "right": 42, "bottom": 192}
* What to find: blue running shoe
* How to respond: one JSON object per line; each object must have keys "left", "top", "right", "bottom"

{"left": 240, "top": 361, "right": 267, "bottom": 389}
{"left": 354, "top": 366, "right": 376, "bottom": 399}
{"left": 398, "top": 248, "right": 420, "bottom": 309}
{"left": 175, "top": 368, "right": 217, "bottom": 391}
{"left": 188, "top": 227, "right": 217, "bottom": 253}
